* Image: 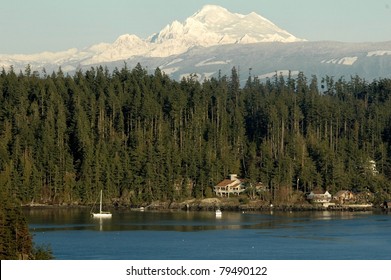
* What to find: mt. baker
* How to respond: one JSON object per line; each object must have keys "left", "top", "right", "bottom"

{"left": 90, "top": 5, "right": 304, "bottom": 64}
{"left": 1, "top": 5, "right": 391, "bottom": 83}
{"left": 0, "top": 5, "right": 304, "bottom": 69}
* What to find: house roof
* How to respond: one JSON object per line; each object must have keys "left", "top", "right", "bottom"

{"left": 216, "top": 179, "right": 234, "bottom": 187}
{"left": 231, "top": 182, "right": 241, "bottom": 188}
{"left": 216, "top": 179, "right": 245, "bottom": 188}
{"left": 312, "top": 190, "right": 326, "bottom": 194}
{"left": 335, "top": 190, "right": 352, "bottom": 196}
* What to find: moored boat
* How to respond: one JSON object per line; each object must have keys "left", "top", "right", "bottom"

{"left": 91, "top": 190, "right": 112, "bottom": 218}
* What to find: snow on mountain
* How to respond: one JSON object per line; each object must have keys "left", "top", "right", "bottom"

{"left": 86, "top": 40, "right": 390, "bottom": 86}
{"left": 188, "top": 5, "right": 302, "bottom": 43}
{"left": 321, "top": 56, "right": 358, "bottom": 65}
{"left": 1, "top": 5, "right": 391, "bottom": 84}
{"left": 146, "top": 5, "right": 304, "bottom": 57}
{"left": 0, "top": 48, "right": 82, "bottom": 66}
{"left": 367, "top": 50, "right": 391, "bottom": 57}
{"left": 0, "top": 4, "right": 305, "bottom": 68}
{"left": 84, "top": 34, "right": 149, "bottom": 64}
{"left": 258, "top": 70, "right": 301, "bottom": 80}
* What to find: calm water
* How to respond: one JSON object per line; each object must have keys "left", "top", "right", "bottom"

{"left": 24, "top": 208, "right": 391, "bottom": 260}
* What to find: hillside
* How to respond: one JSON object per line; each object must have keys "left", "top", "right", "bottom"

{"left": 1, "top": 65, "right": 391, "bottom": 206}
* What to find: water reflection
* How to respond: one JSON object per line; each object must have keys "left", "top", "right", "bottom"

{"left": 94, "top": 218, "right": 105, "bottom": 231}
{"left": 24, "top": 207, "right": 376, "bottom": 233}
{"left": 24, "top": 208, "right": 391, "bottom": 260}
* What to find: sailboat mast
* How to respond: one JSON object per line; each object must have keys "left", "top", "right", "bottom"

{"left": 99, "top": 190, "right": 103, "bottom": 214}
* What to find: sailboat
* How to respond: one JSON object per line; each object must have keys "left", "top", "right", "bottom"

{"left": 91, "top": 190, "right": 112, "bottom": 218}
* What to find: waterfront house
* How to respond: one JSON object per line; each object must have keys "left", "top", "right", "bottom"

{"left": 333, "top": 190, "right": 355, "bottom": 204}
{"left": 214, "top": 174, "right": 246, "bottom": 197}
{"left": 306, "top": 190, "right": 332, "bottom": 203}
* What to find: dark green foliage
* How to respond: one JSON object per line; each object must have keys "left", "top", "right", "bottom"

{"left": 0, "top": 190, "right": 32, "bottom": 259}
{"left": 0, "top": 188, "right": 53, "bottom": 259}
{"left": 1, "top": 66, "right": 391, "bottom": 207}
{"left": 31, "top": 244, "right": 53, "bottom": 260}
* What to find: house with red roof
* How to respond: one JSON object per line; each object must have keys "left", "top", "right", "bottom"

{"left": 214, "top": 174, "right": 246, "bottom": 197}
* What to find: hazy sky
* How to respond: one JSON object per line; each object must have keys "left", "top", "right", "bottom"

{"left": 1, "top": 0, "right": 390, "bottom": 54}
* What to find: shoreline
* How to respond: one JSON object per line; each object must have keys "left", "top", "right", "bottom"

{"left": 21, "top": 198, "right": 378, "bottom": 212}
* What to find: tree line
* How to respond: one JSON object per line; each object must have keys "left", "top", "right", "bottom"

{"left": 1, "top": 64, "right": 391, "bottom": 207}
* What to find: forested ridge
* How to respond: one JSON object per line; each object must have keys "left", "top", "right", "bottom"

{"left": 1, "top": 64, "right": 391, "bottom": 207}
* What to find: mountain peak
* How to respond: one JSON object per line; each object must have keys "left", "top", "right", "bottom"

{"left": 197, "top": 4, "right": 229, "bottom": 13}
{"left": 114, "top": 34, "right": 143, "bottom": 45}
{"left": 192, "top": 5, "right": 231, "bottom": 20}
{"left": 0, "top": 5, "right": 306, "bottom": 68}
{"left": 192, "top": 5, "right": 279, "bottom": 29}
{"left": 149, "top": 4, "right": 304, "bottom": 51}
{"left": 192, "top": 5, "right": 242, "bottom": 25}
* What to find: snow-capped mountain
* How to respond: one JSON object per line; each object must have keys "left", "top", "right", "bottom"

{"left": 148, "top": 5, "right": 303, "bottom": 47}
{"left": 86, "top": 5, "right": 304, "bottom": 63}
{"left": 1, "top": 5, "right": 391, "bottom": 83}
{"left": 0, "top": 5, "right": 304, "bottom": 69}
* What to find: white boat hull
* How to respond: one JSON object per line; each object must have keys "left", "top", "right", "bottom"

{"left": 92, "top": 212, "right": 112, "bottom": 218}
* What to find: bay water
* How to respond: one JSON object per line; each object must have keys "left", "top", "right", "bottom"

{"left": 24, "top": 208, "right": 391, "bottom": 260}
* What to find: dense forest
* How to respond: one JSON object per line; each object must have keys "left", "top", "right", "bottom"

{"left": 1, "top": 64, "right": 391, "bottom": 208}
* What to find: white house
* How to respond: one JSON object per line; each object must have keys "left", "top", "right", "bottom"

{"left": 214, "top": 174, "right": 246, "bottom": 197}
{"left": 306, "top": 190, "right": 332, "bottom": 203}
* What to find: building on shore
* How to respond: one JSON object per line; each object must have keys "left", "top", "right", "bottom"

{"left": 214, "top": 174, "right": 246, "bottom": 197}
{"left": 306, "top": 190, "right": 332, "bottom": 204}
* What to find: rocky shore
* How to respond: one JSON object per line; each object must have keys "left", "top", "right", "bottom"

{"left": 22, "top": 197, "right": 378, "bottom": 212}
{"left": 139, "top": 198, "right": 376, "bottom": 212}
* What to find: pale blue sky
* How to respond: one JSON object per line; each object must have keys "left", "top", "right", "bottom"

{"left": 1, "top": 0, "right": 390, "bottom": 54}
